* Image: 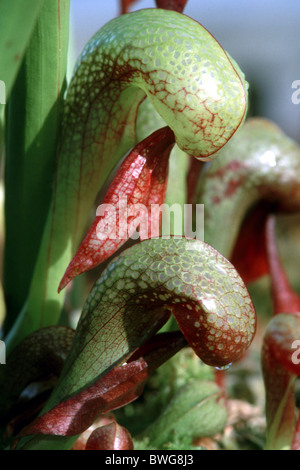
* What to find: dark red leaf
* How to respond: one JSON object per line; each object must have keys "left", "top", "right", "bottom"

{"left": 128, "top": 330, "right": 186, "bottom": 363}
{"left": 0, "top": 326, "right": 75, "bottom": 421}
{"left": 230, "top": 203, "right": 270, "bottom": 285}
{"left": 58, "top": 127, "right": 174, "bottom": 292}
{"left": 186, "top": 156, "right": 205, "bottom": 205}
{"left": 18, "top": 331, "right": 185, "bottom": 439}
{"left": 18, "top": 360, "right": 149, "bottom": 437}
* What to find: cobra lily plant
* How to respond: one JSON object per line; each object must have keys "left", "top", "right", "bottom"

{"left": 0, "top": 0, "right": 299, "bottom": 451}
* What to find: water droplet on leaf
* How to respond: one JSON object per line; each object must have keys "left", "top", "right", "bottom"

{"left": 215, "top": 362, "right": 232, "bottom": 371}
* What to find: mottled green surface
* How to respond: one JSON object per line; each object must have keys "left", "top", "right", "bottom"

{"left": 195, "top": 118, "right": 300, "bottom": 258}
{"left": 69, "top": 8, "right": 248, "bottom": 160}
{"left": 12, "top": 8, "right": 248, "bottom": 349}
{"left": 45, "top": 237, "right": 256, "bottom": 410}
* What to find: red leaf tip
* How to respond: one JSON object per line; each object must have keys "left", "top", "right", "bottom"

{"left": 58, "top": 127, "right": 175, "bottom": 291}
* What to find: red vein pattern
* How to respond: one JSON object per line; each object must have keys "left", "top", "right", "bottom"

{"left": 58, "top": 127, "right": 175, "bottom": 291}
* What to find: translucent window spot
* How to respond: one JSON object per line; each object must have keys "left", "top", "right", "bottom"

{"left": 158, "top": 272, "right": 167, "bottom": 283}
{"left": 159, "top": 293, "right": 169, "bottom": 301}
{"left": 182, "top": 272, "right": 192, "bottom": 283}
{"left": 207, "top": 313, "right": 217, "bottom": 324}
{"left": 117, "top": 280, "right": 125, "bottom": 290}
{"left": 138, "top": 281, "right": 148, "bottom": 289}
{"left": 174, "top": 37, "right": 182, "bottom": 45}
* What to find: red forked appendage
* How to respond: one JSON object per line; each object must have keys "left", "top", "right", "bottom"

{"left": 58, "top": 127, "right": 175, "bottom": 292}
